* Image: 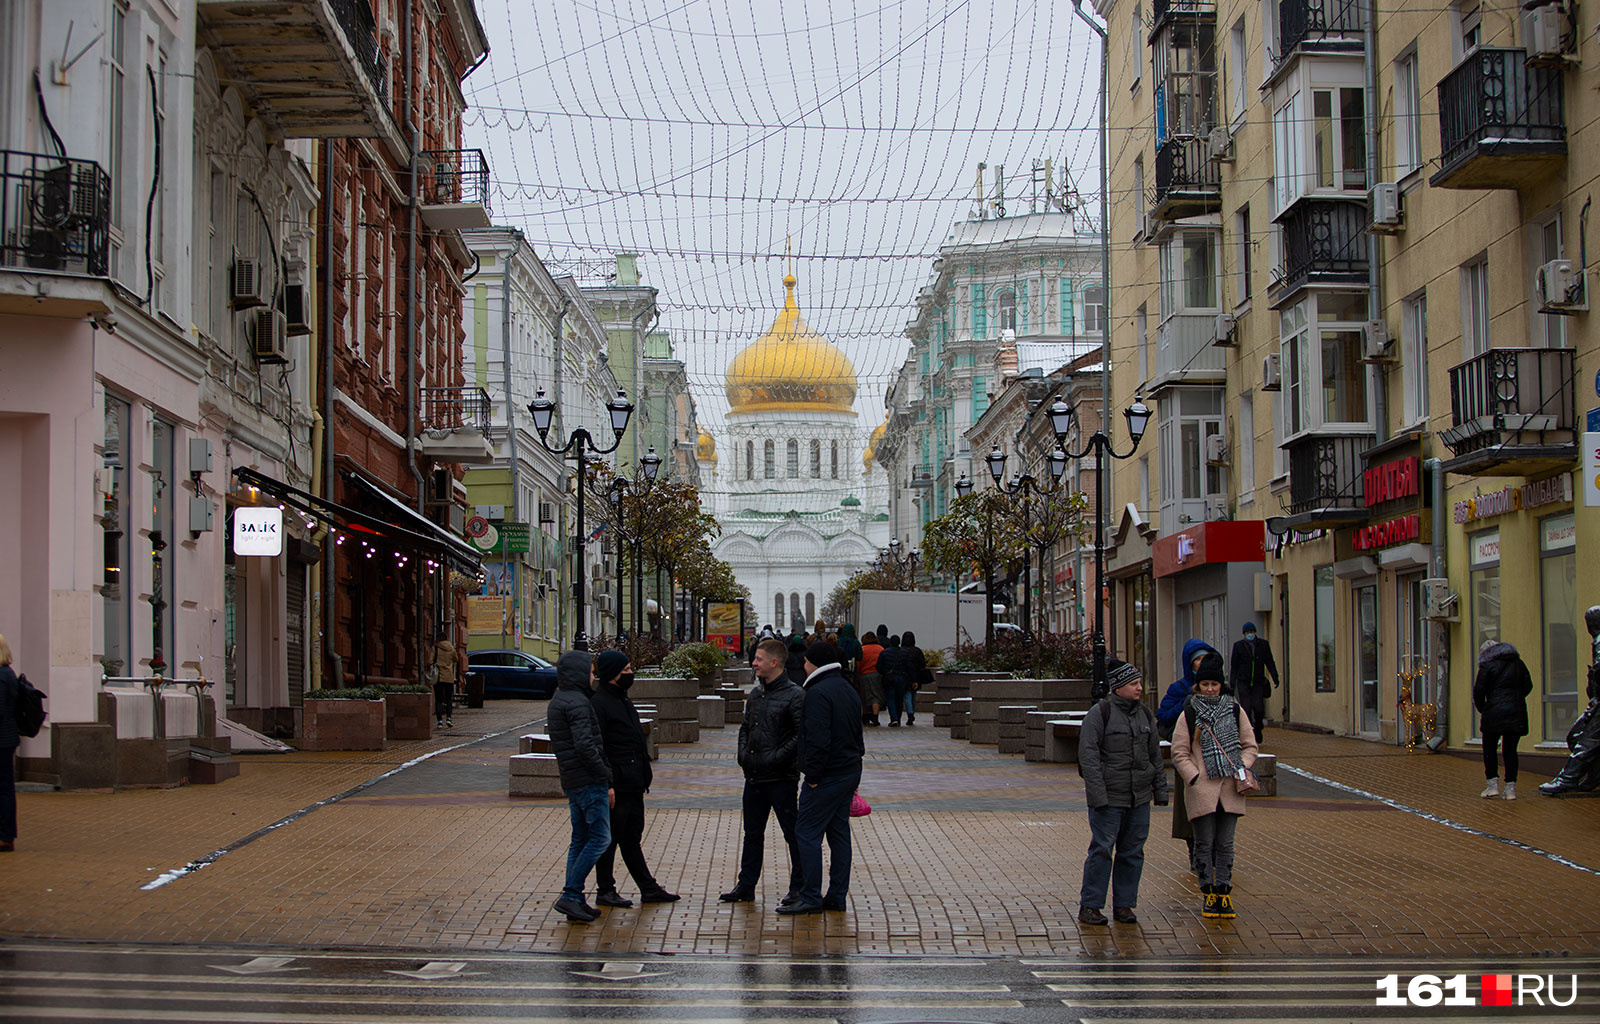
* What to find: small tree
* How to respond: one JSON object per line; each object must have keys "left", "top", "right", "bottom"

{"left": 920, "top": 490, "right": 1022, "bottom": 645}
{"left": 1005, "top": 488, "right": 1089, "bottom": 637}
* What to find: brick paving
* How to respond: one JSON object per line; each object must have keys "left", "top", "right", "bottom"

{"left": 4, "top": 699, "right": 1598, "bottom": 959}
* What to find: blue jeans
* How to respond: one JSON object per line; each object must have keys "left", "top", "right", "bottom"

{"left": 886, "top": 682, "right": 913, "bottom": 722}
{"left": 795, "top": 767, "right": 862, "bottom": 903}
{"left": 564, "top": 784, "right": 612, "bottom": 898}
{"left": 1079, "top": 802, "right": 1151, "bottom": 911}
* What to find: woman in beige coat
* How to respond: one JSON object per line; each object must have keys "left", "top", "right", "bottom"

{"left": 1171, "top": 650, "right": 1257, "bottom": 919}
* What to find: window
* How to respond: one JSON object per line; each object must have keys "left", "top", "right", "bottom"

{"left": 1136, "top": 304, "right": 1149, "bottom": 379}
{"left": 1131, "top": 6, "right": 1143, "bottom": 91}
{"left": 1157, "top": 389, "right": 1223, "bottom": 522}
{"left": 774, "top": 592, "right": 785, "bottom": 627}
{"left": 972, "top": 376, "right": 989, "bottom": 421}
{"left": 831, "top": 439, "right": 839, "bottom": 478}
{"left": 1312, "top": 87, "right": 1366, "bottom": 191}
{"left": 1401, "top": 292, "right": 1429, "bottom": 426}
{"left": 1461, "top": 256, "right": 1490, "bottom": 357}
{"left": 1159, "top": 230, "right": 1220, "bottom": 316}
{"left": 971, "top": 283, "right": 987, "bottom": 339}
{"left": 1540, "top": 513, "right": 1580, "bottom": 737}
{"left": 1229, "top": 17, "right": 1247, "bottom": 125}
{"left": 1314, "top": 565, "right": 1336, "bottom": 692}
{"left": 1454, "top": 2, "right": 1482, "bottom": 62}
{"left": 745, "top": 440, "right": 754, "bottom": 480}
{"left": 109, "top": 1, "right": 128, "bottom": 251}
{"left": 786, "top": 438, "right": 799, "bottom": 478}
{"left": 1060, "top": 278, "right": 1075, "bottom": 334}
{"left": 1272, "top": 92, "right": 1304, "bottom": 210}
{"left": 152, "top": 49, "right": 169, "bottom": 305}
{"left": 1234, "top": 205, "right": 1252, "bottom": 303}
{"left": 1019, "top": 282, "right": 1029, "bottom": 333}
{"left": 1083, "top": 285, "right": 1105, "bottom": 333}
{"left": 1154, "top": 17, "right": 1217, "bottom": 142}
{"left": 1132, "top": 157, "right": 1145, "bottom": 238}
{"left": 1238, "top": 391, "right": 1255, "bottom": 505}
{"left": 102, "top": 394, "right": 132, "bottom": 677}
{"left": 1469, "top": 528, "right": 1501, "bottom": 734}
{"left": 1259, "top": 0, "right": 1279, "bottom": 82}
{"left": 809, "top": 438, "right": 821, "bottom": 478}
{"left": 1281, "top": 295, "right": 1370, "bottom": 435}
{"left": 1138, "top": 456, "right": 1150, "bottom": 511}
{"left": 1272, "top": 389, "right": 1289, "bottom": 476}
{"left": 1532, "top": 213, "right": 1566, "bottom": 347}
{"left": 1394, "top": 48, "right": 1422, "bottom": 176}
{"left": 763, "top": 439, "right": 775, "bottom": 479}
{"left": 999, "top": 289, "right": 1017, "bottom": 331}
{"left": 805, "top": 593, "right": 816, "bottom": 627}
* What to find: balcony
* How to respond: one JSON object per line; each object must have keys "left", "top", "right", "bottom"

{"left": 1150, "top": 135, "right": 1220, "bottom": 225}
{"left": 1283, "top": 432, "right": 1374, "bottom": 526}
{"left": 1151, "top": 0, "right": 1216, "bottom": 30}
{"left": 195, "top": 0, "right": 400, "bottom": 150}
{"left": 1275, "top": 0, "right": 1364, "bottom": 69}
{"left": 1270, "top": 197, "right": 1369, "bottom": 308}
{"left": 419, "top": 149, "right": 492, "bottom": 231}
{"left": 1431, "top": 48, "right": 1565, "bottom": 190}
{"left": 1148, "top": 313, "right": 1227, "bottom": 393}
{"left": 0, "top": 150, "right": 112, "bottom": 317}
{"left": 417, "top": 386, "right": 494, "bottom": 464}
{"left": 1440, "top": 347, "right": 1575, "bottom": 475}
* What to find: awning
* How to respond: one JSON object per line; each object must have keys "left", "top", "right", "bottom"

{"left": 344, "top": 472, "right": 483, "bottom": 572}
{"left": 232, "top": 467, "right": 481, "bottom": 574}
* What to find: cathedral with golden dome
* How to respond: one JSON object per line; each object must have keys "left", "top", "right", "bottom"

{"left": 706, "top": 273, "right": 889, "bottom": 631}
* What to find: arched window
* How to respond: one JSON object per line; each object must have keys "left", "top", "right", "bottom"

{"left": 745, "top": 440, "right": 754, "bottom": 480}
{"left": 786, "top": 438, "right": 800, "bottom": 478}
{"left": 1084, "top": 285, "right": 1105, "bottom": 333}
{"left": 830, "top": 440, "right": 839, "bottom": 479}
{"left": 999, "top": 288, "right": 1017, "bottom": 331}
{"left": 789, "top": 593, "right": 803, "bottom": 632}
{"left": 764, "top": 439, "right": 775, "bottom": 479}
{"left": 805, "top": 593, "right": 816, "bottom": 626}
{"left": 774, "top": 592, "right": 785, "bottom": 626}
{"left": 809, "top": 439, "right": 821, "bottom": 477}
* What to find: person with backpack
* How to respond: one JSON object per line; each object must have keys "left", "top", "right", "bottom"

{"left": 1, "top": 632, "right": 24, "bottom": 852}
{"left": 900, "top": 631, "right": 930, "bottom": 726}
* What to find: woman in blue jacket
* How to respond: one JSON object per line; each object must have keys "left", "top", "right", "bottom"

{"left": 1157, "top": 638, "right": 1221, "bottom": 863}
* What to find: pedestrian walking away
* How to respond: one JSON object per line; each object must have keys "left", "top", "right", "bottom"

{"left": 1229, "top": 622, "right": 1279, "bottom": 742}
{"left": 877, "top": 634, "right": 913, "bottom": 726}
{"left": 785, "top": 634, "right": 808, "bottom": 684}
{"left": 1171, "top": 650, "right": 1259, "bottom": 919}
{"left": 1473, "top": 640, "right": 1533, "bottom": 800}
{"left": 900, "top": 630, "right": 929, "bottom": 726}
{"left": 721, "top": 636, "right": 807, "bottom": 905}
{"left": 0, "top": 633, "right": 22, "bottom": 853}
{"left": 779, "top": 640, "right": 866, "bottom": 916}
{"left": 1077, "top": 658, "right": 1168, "bottom": 926}
{"left": 591, "top": 650, "right": 679, "bottom": 907}
{"left": 546, "top": 650, "right": 613, "bottom": 923}
{"left": 857, "top": 631, "right": 884, "bottom": 726}
{"left": 1158, "top": 638, "right": 1221, "bottom": 861}
{"left": 431, "top": 636, "right": 458, "bottom": 728}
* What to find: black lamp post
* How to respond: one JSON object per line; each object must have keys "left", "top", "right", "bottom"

{"left": 1057, "top": 395, "right": 1152, "bottom": 697}
{"left": 528, "top": 386, "right": 634, "bottom": 651}
{"left": 954, "top": 473, "right": 974, "bottom": 498}
{"left": 607, "top": 445, "right": 663, "bottom": 638}
{"left": 989, "top": 442, "right": 1070, "bottom": 652}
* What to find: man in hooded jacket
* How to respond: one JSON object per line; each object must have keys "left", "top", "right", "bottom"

{"left": 720, "top": 636, "right": 807, "bottom": 904}
{"left": 547, "top": 651, "right": 612, "bottom": 923}
{"left": 591, "top": 650, "right": 679, "bottom": 906}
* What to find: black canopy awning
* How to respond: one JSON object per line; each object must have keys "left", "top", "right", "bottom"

{"left": 344, "top": 472, "right": 484, "bottom": 572}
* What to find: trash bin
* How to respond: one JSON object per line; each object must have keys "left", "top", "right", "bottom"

{"left": 463, "top": 671, "right": 485, "bottom": 709}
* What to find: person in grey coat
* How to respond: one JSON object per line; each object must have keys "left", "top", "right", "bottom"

{"left": 547, "top": 650, "right": 613, "bottom": 923}
{"left": 1076, "top": 658, "right": 1168, "bottom": 926}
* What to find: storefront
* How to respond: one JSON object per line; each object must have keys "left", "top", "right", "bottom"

{"left": 1152, "top": 520, "right": 1268, "bottom": 669}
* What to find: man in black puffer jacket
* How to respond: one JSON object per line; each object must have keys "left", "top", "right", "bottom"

{"left": 547, "top": 650, "right": 612, "bottom": 923}
{"left": 591, "top": 650, "right": 679, "bottom": 907}
{"left": 720, "top": 637, "right": 807, "bottom": 905}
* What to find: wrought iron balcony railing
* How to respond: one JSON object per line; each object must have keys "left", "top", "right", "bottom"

{"left": 1274, "top": 197, "right": 1368, "bottom": 303}
{"left": 1284, "top": 432, "right": 1373, "bottom": 520}
{"left": 1277, "top": 0, "right": 1364, "bottom": 63}
{"left": 1433, "top": 48, "right": 1565, "bottom": 189}
{"left": 0, "top": 150, "right": 111, "bottom": 277}
{"left": 1151, "top": 0, "right": 1216, "bottom": 29}
{"left": 420, "top": 149, "right": 490, "bottom": 210}
{"left": 419, "top": 386, "right": 492, "bottom": 435}
{"left": 325, "top": 0, "right": 386, "bottom": 98}
{"left": 1150, "top": 135, "right": 1220, "bottom": 222}
{"left": 1441, "top": 347, "right": 1575, "bottom": 472}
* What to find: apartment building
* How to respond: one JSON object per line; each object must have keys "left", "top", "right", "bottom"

{"left": 1095, "top": 0, "right": 1593, "bottom": 751}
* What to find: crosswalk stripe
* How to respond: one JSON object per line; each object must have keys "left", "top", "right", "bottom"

{"left": 0, "top": 971, "right": 1012, "bottom": 994}
{"left": 5, "top": 1010, "right": 834, "bottom": 1024}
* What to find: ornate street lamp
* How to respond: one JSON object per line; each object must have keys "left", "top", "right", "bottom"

{"left": 954, "top": 473, "right": 973, "bottom": 498}
{"left": 985, "top": 444, "right": 1008, "bottom": 485}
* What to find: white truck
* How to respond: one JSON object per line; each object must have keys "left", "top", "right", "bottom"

{"left": 851, "top": 589, "right": 990, "bottom": 652}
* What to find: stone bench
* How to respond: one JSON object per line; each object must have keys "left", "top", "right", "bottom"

{"left": 509, "top": 753, "right": 563, "bottom": 797}
{"left": 697, "top": 694, "right": 726, "bottom": 728}
{"left": 716, "top": 687, "right": 746, "bottom": 724}
{"left": 947, "top": 697, "right": 971, "bottom": 740}
{"left": 1252, "top": 752, "right": 1278, "bottom": 796}
{"left": 518, "top": 733, "right": 552, "bottom": 754}
{"left": 997, "top": 705, "right": 1035, "bottom": 754}
{"left": 933, "top": 701, "right": 954, "bottom": 728}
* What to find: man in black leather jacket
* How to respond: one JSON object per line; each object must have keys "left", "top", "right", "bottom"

{"left": 720, "top": 637, "right": 807, "bottom": 904}
{"left": 547, "top": 650, "right": 612, "bottom": 923}
{"left": 592, "top": 650, "right": 679, "bottom": 907}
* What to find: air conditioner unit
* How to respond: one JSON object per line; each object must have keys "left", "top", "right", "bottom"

{"left": 1204, "top": 433, "right": 1228, "bottom": 464}
{"left": 1213, "top": 312, "right": 1238, "bottom": 346}
{"left": 1361, "top": 320, "right": 1394, "bottom": 363}
{"left": 1422, "top": 577, "right": 1459, "bottom": 621}
{"left": 546, "top": 569, "right": 558, "bottom": 588}
{"left": 230, "top": 255, "right": 265, "bottom": 310}
{"left": 1523, "top": 3, "right": 1568, "bottom": 64}
{"left": 249, "top": 308, "right": 289, "bottom": 363}
{"left": 282, "top": 283, "right": 312, "bottom": 336}
{"left": 1369, "top": 182, "right": 1402, "bottom": 233}
{"left": 538, "top": 501, "right": 556, "bottom": 524}
{"left": 1260, "top": 352, "right": 1282, "bottom": 392}
{"left": 1206, "top": 125, "right": 1234, "bottom": 163}
{"left": 1536, "top": 258, "right": 1589, "bottom": 313}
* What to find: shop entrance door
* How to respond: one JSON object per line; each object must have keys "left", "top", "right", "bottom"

{"left": 1355, "top": 583, "right": 1380, "bottom": 735}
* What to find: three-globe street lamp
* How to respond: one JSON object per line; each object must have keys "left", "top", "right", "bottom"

{"left": 527, "top": 386, "right": 635, "bottom": 651}
{"left": 985, "top": 442, "right": 1069, "bottom": 649}
{"left": 1051, "top": 394, "right": 1152, "bottom": 698}
{"left": 606, "top": 447, "right": 663, "bottom": 637}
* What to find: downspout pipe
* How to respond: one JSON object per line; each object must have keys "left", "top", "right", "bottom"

{"left": 402, "top": 0, "right": 431, "bottom": 674}
{"left": 1427, "top": 457, "right": 1449, "bottom": 747}
{"left": 322, "top": 140, "right": 341, "bottom": 686}
{"left": 1365, "top": 0, "right": 1387, "bottom": 443}
{"left": 502, "top": 233, "right": 525, "bottom": 647}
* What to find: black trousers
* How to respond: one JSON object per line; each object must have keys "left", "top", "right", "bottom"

{"left": 1482, "top": 732, "right": 1520, "bottom": 782}
{"left": 1, "top": 747, "right": 16, "bottom": 842}
{"left": 735, "top": 778, "right": 803, "bottom": 895}
{"left": 1240, "top": 686, "right": 1267, "bottom": 739}
{"left": 596, "top": 791, "right": 659, "bottom": 893}
{"left": 433, "top": 681, "right": 454, "bottom": 720}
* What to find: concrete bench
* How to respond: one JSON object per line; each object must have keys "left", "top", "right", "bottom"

{"left": 697, "top": 694, "right": 726, "bottom": 728}
{"left": 509, "top": 753, "right": 563, "bottom": 797}
{"left": 518, "top": 733, "right": 552, "bottom": 754}
{"left": 997, "top": 705, "right": 1036, "bottom": 754}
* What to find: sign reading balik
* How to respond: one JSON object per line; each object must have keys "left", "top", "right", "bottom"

{"left": 233, "top": 507, "right": 283, "bottom": 556}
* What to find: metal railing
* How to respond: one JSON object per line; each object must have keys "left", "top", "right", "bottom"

{"left": 1438, "top": 48, "right": 1564, "bottom": 172}
{"left": 1285, "top": 433, "right": 1372, "bottom": 517}
{"left": 1278, "top": 198, "right": 1368, "bottom": 291}
{"left": 328, "top": 0, "right": 387, "bottom": 99}
{"left": 419, "top": 149, "right": 490, "bottom": 212}
{"left": 1152, "top": 135, "right": 1219, "bottom": 211}
{"left": 1151, "top": 0, "right": 1216, "bottom": 28}
{"left": 1, "top": 150, "right": 111, "bottom": 277}
{"left": 1444, "top": 347, "right": 1574, "bottom": 451}
{"left": 420, "top": 385, "right": 492, "bottom": 434}
{"left": 1278, "top": 0, "right": 1364, "bottom": 60}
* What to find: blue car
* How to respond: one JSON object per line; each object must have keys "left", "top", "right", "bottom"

{"left": 468, "top": 649, "right": 559, "bottom": 699}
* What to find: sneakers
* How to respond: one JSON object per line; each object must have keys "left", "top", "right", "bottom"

{"left": 445, "top": 717, "right": 453, "bottom": 727}
{"left": 554, "top": 895, "right": 598, "bottom": 922}
{"left": 596, "top": 889, "right": 633, "bottom": 908}
{"left": 1200, "top": 884, "right": 1222, "bottom": 919}
{"left": 1216, "top": 884, "right": 1237, "bottom": 919}
{"left": 1077, "top": 906, "right": 1108, "bottom": 926}
{"left": 1539, "top": 780, "right": 1571, "bottom": 796}
{"left": 1481, "top": 777, "right": 1501, "bottom": 798}
{"left": 1112, "top": 907, "right": 1138, "bottom": 924}
{"left": 1503, "top": 782, "right": 1517, "bottom": 801}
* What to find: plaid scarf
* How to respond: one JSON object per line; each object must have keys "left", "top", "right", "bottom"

{"left": 1188, "top": 693, "right": 1243, "bottom": 781}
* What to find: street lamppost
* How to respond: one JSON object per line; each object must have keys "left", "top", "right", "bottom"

{"left": 527, "top": 386, "right": 635, "bottom": 651}
{"left": 986, "top": 442, "right": 1069, "bottom": 644}
{"left": 1055, "top": 395, "right": 1152, "bottom": 697}
{"left": 605, "top": 446, "right": 663, "bottom": 639}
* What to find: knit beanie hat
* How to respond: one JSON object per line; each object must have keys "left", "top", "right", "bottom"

{"left": 805, "top": 640, "right": 842, "bottom": 669}
{"left": 1106, "top": 658, "right": 1141, "bottom": 692}
{"left": 1195, "top": 651, "right": 1226, "bottom": 684}
{"left": 595, "top": 649, "right": 629, "bottom": 686}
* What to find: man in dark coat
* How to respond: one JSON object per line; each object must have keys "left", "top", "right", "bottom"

{"left": 876, "top": 634, "right": 912, "bottom": 726}
{"left": 777, "top": 640, "right": 865, "bottom": 915}
{"left": 546, "top": 650, "right": 612, "bottom": 923}
{"left": 720, "top": 637, "right": 807, "bottom": 904}
{"left": 1076, "top": 658, "right": 1168, "bottom": 926}
{"left": 1229, "top": 622, "right": 1279, "bottom": 741}
{"left": 591, "top": 650, "right": 678, "bottom": 907}
{"left": 1473, "top": 640, "right": 1534, "bottom": 800}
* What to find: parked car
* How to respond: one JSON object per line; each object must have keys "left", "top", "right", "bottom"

{"left": 468, "top": 649, "right": 559, "bottom": 699}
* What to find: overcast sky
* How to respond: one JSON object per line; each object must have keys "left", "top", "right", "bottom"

{"left": 462, "top": 0, "right": 1105, "bottom": 476}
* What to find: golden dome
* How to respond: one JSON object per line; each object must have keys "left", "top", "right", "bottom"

{"left": 863, "top": 420, "right": 886, "bottom": 467}
{"left": 725, "top": 274, "right": 857, "bottom": 415}
{"left": 696, "top": 429, "right": 718, "bottom": 464}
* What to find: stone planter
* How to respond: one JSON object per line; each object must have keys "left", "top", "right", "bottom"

{"left": 384, "top": 692, "right": 433, "bottom": 740}
{"left": 301, "top": 699, "right": 386, "bottom": 751}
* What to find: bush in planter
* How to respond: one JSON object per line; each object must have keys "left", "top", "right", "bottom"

{"left": 662, "top": 641, "right": 725, "bottom": 680}
{"left": 305, "top": 686, "right": 385, "bottom": 700}
{"left": 379, "top": 683, "right": 432, "bottom": 694}
{"left": 302, "top": 686, "right": 387, "bottom": 750}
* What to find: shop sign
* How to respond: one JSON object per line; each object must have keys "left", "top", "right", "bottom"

{"left": 1541, "top": 512, "right": 1576, "bottom": 553}
{"left": 1153, "top": 521, "right": 1266, "bottom": 578}
{"left": 1363, "top": 456, "right": 1421, "bottom": 508}
{"left": 1349, "top": 514, "right": 1425, "bottom": 552}
{"left": 1470, "top": 529, "right": 1500, "bottom": 568}
{"left": 233, "top": 506, "right": 283, "bottom": 556}
{"left": 467, "top": 595, "right": 508, "bottom": 635}
{"left": 1586, "top": 433, "right": 1600, "bottom": 508}
{"left": 1452, "top": 473, "right": 1573, "bottom": 524}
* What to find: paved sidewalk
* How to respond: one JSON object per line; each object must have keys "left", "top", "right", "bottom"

{"left": 4, "top": 703, "right": 1597, "bottom": 959}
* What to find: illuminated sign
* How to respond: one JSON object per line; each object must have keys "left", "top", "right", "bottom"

{"left": 232, "top": 507, "right": 283, "bottom": 556}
